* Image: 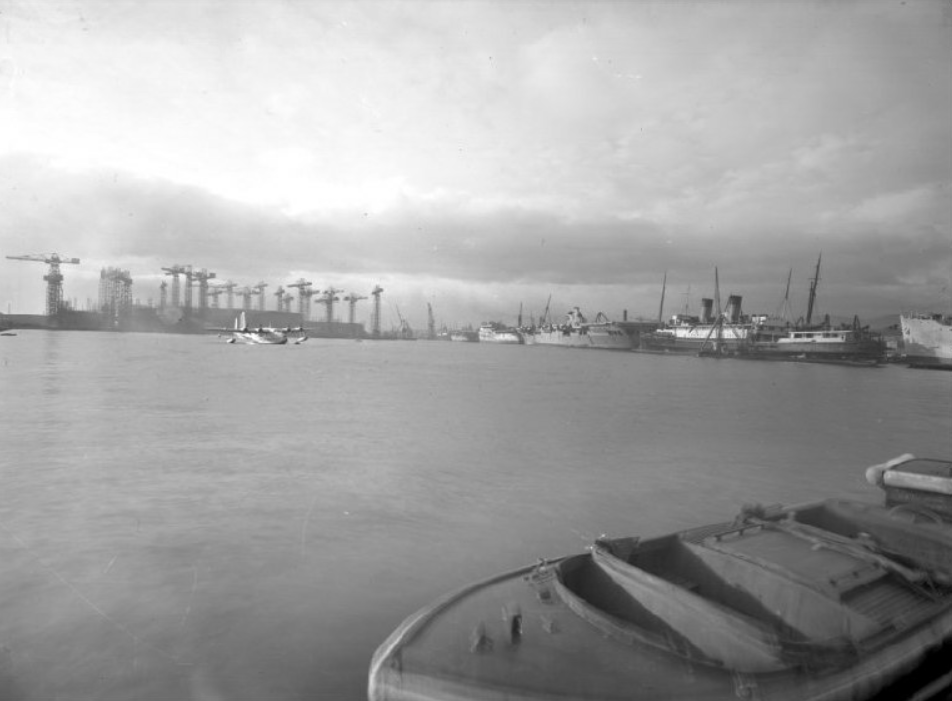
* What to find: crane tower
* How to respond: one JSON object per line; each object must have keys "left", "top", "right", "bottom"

{"left": 192, "top": 268, "right": 217, "bottom": 312}
{"left": 343, "top": 293, "right": 367, "bottom": 324}
{"left": 5, "top": 253, "right": 80, "bottom": 316}
{"left": 370, "top": 285, "right": 384, "bottom": 338}
{"left": 318, "top": 287, "right": 341, "bottom": 323}
{"left": 161, "top": 265, "right": 187, "bottom": 308}
{"left": 426, "top": 303, "right": 437, "bottom": 340}
{"left": 216, "top": 281, "right": 237, "bottom": 310}
{"left": 253, "top": 282, "right": 269, "bottom": 311}
{"left": 288, "top": 279, "right": 314, "bottom": 321}
{"left": 235, "top": 286, "right": 254, "bottom": 310}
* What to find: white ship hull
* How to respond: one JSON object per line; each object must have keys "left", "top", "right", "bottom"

{"left": 641, "top": 323, "right": 751, "bottom": 353}
{"left": 901, "top": 313, "right": 952, "bottom": 367}
{"left": 478, "top": 324, "right": 523, "bottom": 344}
{"left": 531, "top": 325, "right": 632, "bottom": 350}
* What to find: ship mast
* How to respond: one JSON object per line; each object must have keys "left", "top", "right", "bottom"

{"left": 657, "top": 271, "right": 667, "bottom": 325}
{"left": 805, "top": 253, "right": 821, "bottom": 327}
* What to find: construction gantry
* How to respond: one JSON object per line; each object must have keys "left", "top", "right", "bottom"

{"left": 99, "top": 267, "right": 133, "bottom": 325}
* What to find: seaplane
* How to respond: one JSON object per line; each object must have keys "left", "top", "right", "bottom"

{"left": 216, "top": 312, "right": 308, "bottom": 345}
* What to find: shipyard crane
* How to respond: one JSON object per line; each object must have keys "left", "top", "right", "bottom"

{"left": 426, "top": 303, "right": 436, "bottom": 340}
{"left": 181, "top": 265, "right": 195, "bottom": 311}
{"left": 207, "top": 286, "right": 225, "bottom": 308}
{"left": 343, "top": 292, "right": 367, "bottom": 325}
{"left": 235, "top": 286, "right": 254, "bottom": 310}
{"left": 288, "top": 279, "right": 315, "bottom": 321}
{"left": 215, "top": 280, "right": 237, "bottom": 310}
{"left": 317, "top": 287, "right": 341, "bottom": 323}
{"left": 161, "top": 265, "right": 188, "bottom": 308}
{"left": 252, "top": 282, "right": 269, "bottom": 311}
{"left": 282, "top": 291, "right": 294, "bottom": 313}
{"left": 159, "top": 280, "right": 169, "bottom": 309}
{"left": 393, "top": 305, "right": 414, "bottom": 340}
{"left": 192, "top": 268, "right": 216, "bottom": 312}
{"left": 6, "top": 253, "right": 81, "bottom": 316}
{"left": 273, "top": 286, "right": 285, "bottom": 312}
{"left": 370, "top": 285, "right": 384, "bottom": 338}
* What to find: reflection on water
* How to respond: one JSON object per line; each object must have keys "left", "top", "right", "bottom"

{"left": 1, "top": 330, "right": 950, "bottom": 699}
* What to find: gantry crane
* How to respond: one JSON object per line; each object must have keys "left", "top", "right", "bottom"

{"left": 288, "top": 279, "right": 315, "bottom": 321}
{"left": 252, "top": 281, "right": 269, "bottom": 311}
{"left": 342, "top": 292, "right": 367, "bottom": 325}
{"left": 235, "top": 286, "right": 254, "bottom": 310}
{"left": 426, "top": 303, "right": 436, "bottom": 340}
{"left": 216, "top": 280, "right": 237, "bottom": 310}
{"left": 5, "top": 253, "right": 80, "bottom": 316}
{"left": 192, "top": 268, "right": 217, "bottom": 312}
{"left": 370, "top": 285, "right": 384, "bottom": 338}
{"left": 317, "top": 287, "right": 341, "bottom": 323}
{"left": 207, "top": 286, "right": 225, "bottom": 309}
{"left": 161, "top": 264, "right": 188, "bottom": 308}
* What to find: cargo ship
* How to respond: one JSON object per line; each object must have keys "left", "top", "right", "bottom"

{"left": 530, "top": 307, "right": 632, "bottom": 350}
{"left": 900, "top": 312, "right": 952, "bottom": 369}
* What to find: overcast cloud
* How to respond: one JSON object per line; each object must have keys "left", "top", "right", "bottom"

{"left": 1, "top": 0, "right": 949, "bottom": 327}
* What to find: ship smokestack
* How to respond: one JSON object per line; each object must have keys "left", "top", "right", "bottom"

{"left": 726, "top": 295, "right": 743, "bottom": 323}
{"left": 700, "top": 298, "right": 714, "bottom": 324}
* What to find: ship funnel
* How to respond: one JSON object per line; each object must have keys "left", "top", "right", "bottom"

{"left": 700, "top": 298, "right": 714, "bottom": 324}
{"left": 726, "top": 295, "right": 743, "bottom": 323}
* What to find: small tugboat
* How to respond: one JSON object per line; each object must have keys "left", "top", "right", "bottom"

{"left": 368, "top": 455, "right": 952, "bottom": 701}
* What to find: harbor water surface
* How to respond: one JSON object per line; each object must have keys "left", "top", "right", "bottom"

{"left": 1, "top": 331, "right": 950, "bottom": 700}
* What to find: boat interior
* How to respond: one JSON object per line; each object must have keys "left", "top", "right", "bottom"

{"left": 557, "top": 500, "right": 952, "bottom": 673}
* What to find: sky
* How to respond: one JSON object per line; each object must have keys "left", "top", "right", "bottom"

{"left": 1, "top": 0, "right": 950, "bottom": 328}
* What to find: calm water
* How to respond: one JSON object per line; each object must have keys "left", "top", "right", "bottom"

{"left": 1, "top": 330, "right": 950, "bottom": 700}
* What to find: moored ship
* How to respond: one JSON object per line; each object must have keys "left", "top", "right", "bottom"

{"left": 746, "top": 317, "right": 885, "bottom": 363}
{"left": 530, "top": 307, "right": 633, "bottom": 350}
{"left": 900, "top": 312, "right": 952, "bottom": 369}
{"left": 449, "top": 329, "right": 480, "bottom": 342}
{"left": 640, "top": 295, "right": 752, "bottom": 354}
{"left": 478, "top": 321, "right": 523, "bottom": 344}
{"left": 744, "top": 257, "right": 884, "bottom": 363}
